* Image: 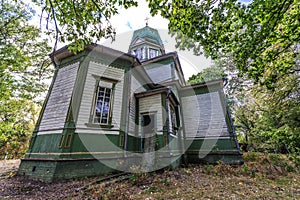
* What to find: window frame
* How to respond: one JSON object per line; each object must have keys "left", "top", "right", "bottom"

{"left": 135, "top": 48, "right": 143, "bottom": 60}
{"left": 93, "top": 85, "right": 112, "bottom": 125}
{"left": 169, "top": 103, "right": 179, "bottom": 135}
{"left": 149, "top": 48, "right": 159, "bottom": 59}
{"left": 89, "top": 76, "right": 118, "bottom": 128}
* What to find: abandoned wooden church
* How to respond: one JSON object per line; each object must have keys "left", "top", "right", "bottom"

{"left": 18, "top": 25, "right": 242, "bottom": 182}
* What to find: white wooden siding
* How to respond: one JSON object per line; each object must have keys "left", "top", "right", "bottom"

{"left": 144, "top": 64, "right": 172, "bottom": 84}
{"left": 138, "top": 94, "right": 163, "bottom": 135}
{"left": 128, "top": 76, "right": 146, "bottom": 136}
{"left": 38, "top": 62, "right": 79, "bottom": 133}
{"left": 76, "top": 61, "right": 124, "bottom": 130}
{"left": 131, "top": 75, "right": 147, "bottom": 93}
{"left": 182, "top": 91, "right": 229, "bottom": 138}
{"left": 128, "top": 95, "right": 136, "bottom": 136}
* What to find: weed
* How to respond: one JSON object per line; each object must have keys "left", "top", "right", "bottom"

{"left": 212, "top": 161, "right": 235, "bottom": 176}
{"left": 268, "top": 154, "right": 281, "bottom": 166}
{"left": 161, "top": 178, "right": 170, "bottom": 185}
{"left": 275, "top": 177, "right": 292, "bottom": 186}
{"left": 284, "top": 163, "right": 295, "bottom": 172}
{"left": 204, "top": 164, "right": 214, "bottom": 173}
{"left": 129, "top": 175, "right": 137, "bottom": 184}
{"left": 241, "top": 164, "right": 249, "bottom": 173}
{"left": 145, "top": 186, "right": 157, "bottom": 193}
{"left": 183, "top": 168, "right": 191, "bottom": 174}
{"left": 243, "top": 152, "right": 259, "bottom": 162}
{"left": 288, "top": 154, "right": 300, "bottom": 169}
{"left": 256, "top": 173, "right": 263, "bottom": 180}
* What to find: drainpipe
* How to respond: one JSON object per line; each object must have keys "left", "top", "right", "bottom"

{"left": 220, "top": 81, "right": 242, "bottom": 155}
{"left": 226, "top": 102, "right": 242, "bottom": 155}
{"left": 165, "top": 87, "right": 171, "bottom": 154}
{"left": 124, "top": 64, "right": 132, "bottom": 158}
{"left": 49, "top": 51, "right": 58, "bottom": 70}
{"left": 223, "top": 78, "right": 229, "bottom": 87}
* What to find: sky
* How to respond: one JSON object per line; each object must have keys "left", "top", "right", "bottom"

{"left": 110, "top": 1, "right": 169, "bottom": 33}
{"left": 101, "top": 0, "right": 252, "bottom": 79}
{"left": 101, "top": 1, "right": 212, "bottom": 80}
{"left": 27, "top": 0, "right": 252, "bottom": 80}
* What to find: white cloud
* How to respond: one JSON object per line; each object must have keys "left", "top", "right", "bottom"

{"left": 110, "top": 1, "right": 168, "bottom": 33}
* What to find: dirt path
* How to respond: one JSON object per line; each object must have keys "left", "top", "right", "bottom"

{"left": 0, "top": 159, "right": 20, "bottom": 178}
{"left": 0, "top": 159, "right": 97, "bottom": 199}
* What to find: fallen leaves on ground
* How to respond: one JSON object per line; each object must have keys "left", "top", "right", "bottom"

{"left": 0, "top": 153, "right": 299, "bottom": 199}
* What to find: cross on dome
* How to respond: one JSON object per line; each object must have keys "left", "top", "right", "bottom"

{"left": 145, "top": 17, "right": 150, "bottom": 26}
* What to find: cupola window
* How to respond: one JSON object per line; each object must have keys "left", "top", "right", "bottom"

{"left": 149, "top": 48, "right": 158, "bottom": 58}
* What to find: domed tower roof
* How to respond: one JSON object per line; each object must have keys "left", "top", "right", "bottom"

{"left": 130, "top": 25, "right": 163, "bottom": 46}
{"left": 128, "top": 25, "right": 165, "bottom": 61}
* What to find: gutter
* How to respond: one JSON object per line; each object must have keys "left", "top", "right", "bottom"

{"left": 165, "top": 87, "right": 171, "bottom": 153}
{"left": 223, "top": 78, "right": 229, "bottom": 87}
{"left": 50, "top": 43, "right": 137, "bottom": 65}
{"left": 49, "top": 51, "right": 58, "bottom": 70}
{"left": 123, "top": 59, "right": 135, "bottom": 158}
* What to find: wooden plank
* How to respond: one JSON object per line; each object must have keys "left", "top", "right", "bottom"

{"left": 182, "top": 92, "right": 229, "bottom": 138}
{"left": 38, "top": 62, "right": 79, "bottom": 133}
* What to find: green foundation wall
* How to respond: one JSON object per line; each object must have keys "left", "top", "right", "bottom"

{"left": 185, "top": 138, "right": 243, "bottom": 164}
{"left": 18, "top": 159, "right": 119, "bottom": 182}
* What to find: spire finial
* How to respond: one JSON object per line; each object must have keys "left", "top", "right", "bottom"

{"left": 145, "top": 17, "right": 149, "bottom": 26}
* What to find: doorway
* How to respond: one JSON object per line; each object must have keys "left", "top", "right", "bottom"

{"left": 141, "top": 113, "right": 156, "bottom": 169}
{"left": 141, "top": 114, "right": 156, "bottom": 152}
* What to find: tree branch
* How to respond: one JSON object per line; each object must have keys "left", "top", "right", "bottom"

{"left": 48, "top": 0, "right": 59, "bottom": 52}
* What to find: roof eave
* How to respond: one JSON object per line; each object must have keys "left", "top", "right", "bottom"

{"left": 49, "top": 43, "right": 136, "bottom": 65}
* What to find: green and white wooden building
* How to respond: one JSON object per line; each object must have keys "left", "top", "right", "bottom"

{"left": 18, "top": 25, "right": 242, "bottom": 182}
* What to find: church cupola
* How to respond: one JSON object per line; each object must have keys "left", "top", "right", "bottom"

{"left": 128, "top": 25, "right": 165, "bottom": 61}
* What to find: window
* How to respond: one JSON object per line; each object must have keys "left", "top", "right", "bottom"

{"left": 93, "top": 80, "right": 114, "bottom": 124}
{"left": 170, "top": 104, "right": 177, "bottom": 134}
{"left": 135, "top": 48, "right": 142, "bottom": 60}
{"left": 149, "top": 48, "right": 158, "bottom": 58}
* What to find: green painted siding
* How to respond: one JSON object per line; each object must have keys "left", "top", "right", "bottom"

{"left": 186, "top": 138, "right": 237, "bottom": 151}
{"left": 71, "top": 133, "right": 121, "bottom": 156}
{"left": 27, "top": 133, "right": 124, "bottom": 159}
{"left": 29, "top": 134, "right": 62, "bottom": 155}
